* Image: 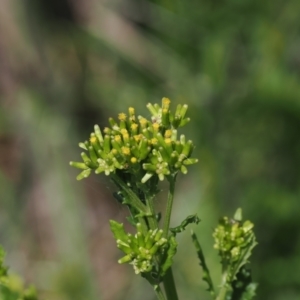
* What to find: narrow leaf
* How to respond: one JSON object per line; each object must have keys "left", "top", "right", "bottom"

{"left": 191, "top": 230, "right": 215, "bottom": 296}
{"left": 170, "top": 214, "right": 200, "bottom": 235}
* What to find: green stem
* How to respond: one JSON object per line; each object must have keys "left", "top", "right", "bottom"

{"left": 216, "top": 285, "right": 228, "bottom": 300}
{"left": 163, "top": 268, "right": 179, "bottom": 300}
{"left": 163, "top": 174, "right": 177, "bottom": 238}
{"left": 111, "top": 174, "right": 149, "bottom": 215}
{"left": 154, "top": 285, "right": 167, "bottom": 300}
{"left": 216, "top": 269, "right": 229, "bottom": 300}
{"left": 161, "top": 174, "right": 179, "bottom": 300}
{"left": 145, "top": 195, "right": 158, "bottom": 230}
{"left": 138, "top": 217, "right": 148, "bottom": 233}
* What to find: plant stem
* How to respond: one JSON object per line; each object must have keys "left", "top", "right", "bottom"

{"left": 145, "top": 195, "right": 158, "bottom": 230}
{"left": 216, "top": 270, "right": 229, "bottom": 300}
{"left": 163, "top": 268, "right": 179, "bottom": 300}
{"left": 111, "top": 174, "right": 149, "bottom": 215}
{"left": 154, "top": 285, "right": 167, "bottom": 300}
{"left": 163, "top": 174, "right": 177, "bottom": 238}
{"left": 161, "top": 174, "right": 179, "bottom": 300}
{"left": 216, "top": 285, "right": 228, "bottom": 300}
{"left": 138, "top": 217, "right": 148, "bottom": 233}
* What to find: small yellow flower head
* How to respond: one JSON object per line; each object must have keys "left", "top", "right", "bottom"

{"left": 150, "top": 138, "right": 158, "bottom": 145}
{"left": 103, "top": 127, "right": 110, "bottom": 134}
{"left": 112, "top": 149, "right": 118, "bottom": 155}
{"left": 164, "top": 130, "right": 172, "bottom": 138}
{"left": 131, "top": 157, "right": 137, "bottom": 163}
{"left": 121, "top": 128, "right": 128, "bottom": 134}
{"left": 115, "top": 135, "right": 121, "bottom": 142}
{"left": 123, "top": 133, "right": 129, "bottom": 141}
{"left": 131, "top": 123, "right": 138, "bottom": 130}
{"left": 162, "top": 97, "right": 171, "bottom": 109}
{"left": 90, "top": 136, "right": 97, "bottom": 143}
{"left": 122, "top": 146, "right": 131, "bottom": 156}
{"left": 165, "top": 138, "right": 172, "bottom": 145}
{"left": 118, "top": 113, "right": 127, "bottom": 121}
{"left": 129, "top": 107, "right": 135, "bottom": 115}
{"left": 139, "top": 118, "right": 148, "bottom": 126}
{"left": 152, "top": 123, "right": 160, "bottom": 131}
{"left": 134, "top": 134, "right": 142, "bottom": 142}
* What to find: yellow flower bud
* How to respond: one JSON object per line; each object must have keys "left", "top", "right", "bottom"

{"left": 118, "top": 113, "right": 127, "bottom": 121}
{"left": 122, "top": 147, "right": 131, "bottom": 156}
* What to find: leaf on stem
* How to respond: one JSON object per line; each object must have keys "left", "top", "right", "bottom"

{"left": 170, "top": 214, "right": 200, "bottom": 236}
{"left": 191, "top": 230, "right": 215, "bottom": 296}
{"left": 159, "top": 236, "right": 178, "bottom": 277}
{"left": 230, "top": 266, "right": 258, "bottom": 300}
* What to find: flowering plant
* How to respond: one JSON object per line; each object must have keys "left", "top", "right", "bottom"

{"left": 70, "top": 98, "right": 258, "bottom": 300}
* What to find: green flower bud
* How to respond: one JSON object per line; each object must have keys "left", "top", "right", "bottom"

{"left": 79, "top": 142, "right": 88, "bottom": 150}
{"left": 81, "top": 152, "right": 91, "bottom": 164}
{"left": 103, "top": 135, "right": 111, "bottom": 153}
{"left": 69, "top": 161, "right": 88, "bottom": 169}
{"left": 146, "top": 103, "right": 159, "bottom": 115}
{"left": 90, "top": 133, "right": 101, "bottom": 152}
{"left": 162, "top": 108, "right": 170, "bottom": 127}
{"left": 183, "top": 158, "right": 199, "bottom": 165}
{"left": 179, "top": 117, "right": 190, "bottom": 127}
{"left": 109, "top": 117, "right": 117, "bottom": 128}
{"left": 181, "top": 140, "right": 193, "bottom": 157}
{"left": 180, "top": 165, "right": 188, "bottom": 174}
{"left": 175, "top": 104, "right": 182, "bottom": 117}
{"left": 94, "top": 124, "right": 104, "bottom": 143}
{"left": 149, "top": 242, "right": 160, "bottom": 255}
{"left": 179, "top": 104, "right": 188, "bottom": 119}
{"left": 141, "top": 172, "right": 154, "bottom": 183}
{"left": 76, "top": 169, "right": 91, "bottom": 180}
{"left": 118, "top": 254, "right": 133, "bottom": 264}
{"left": 143, "top": 163, "right": 157, "bottom": 172}
{"left": 88, "top": 146, "right": 98, "bottom": 164}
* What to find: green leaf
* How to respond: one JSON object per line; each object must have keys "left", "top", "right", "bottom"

{"left": 231, "top": 266, "right": 257, "bottom": 300}
{"left": 109, "top": 220, "right": 128, "bottom": 242}
{"left": 170, "top": 214, "right": 200, "bottom": 235}
{"left": 191, "top": 230, "right": 215, "bottom": 296}
{"left": 160, "top": 236, "right": 177, "bottom": 277}
{"left": 233, "top": 208, "right": 242, "bottom": 222}
{"left": 228, "top": 233, "right": 258, "bottom": 283}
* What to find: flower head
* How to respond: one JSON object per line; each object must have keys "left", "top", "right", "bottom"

{"left": 70, "top": 97, "right": 198, "bottom": 182}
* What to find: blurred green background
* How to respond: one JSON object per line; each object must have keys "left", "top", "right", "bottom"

{"left": 0, "top": 0, "right": 300, "bottom": 299}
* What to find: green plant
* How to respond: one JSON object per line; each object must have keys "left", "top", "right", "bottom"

{"left": 70, "top": 98, "right": 258, "bottom": 300}
{"left": 0, "top": 246, "right": 37, "bottom": 300}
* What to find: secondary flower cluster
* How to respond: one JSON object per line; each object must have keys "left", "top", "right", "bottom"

{"left": 110, "top": 220, "right": 168, "bottom": 274}
{"left": 70, "top": 98, "right": 198, "bottom": 183}
{"left": 213, "top": 217, "right": 255, "bottom": 263}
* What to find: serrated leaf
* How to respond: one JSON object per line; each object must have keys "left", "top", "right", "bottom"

{"left": 241, "top": 283, "right": 257, "bottom": 300}
{"left": 228, "top": 233, "right": 258, "bottom": 283}
{"left": 170, "top": 214, "right": 200, "bottom": 235}
{"left": 109, "top": 220, "right": 128, "bottom": 241}
{"left": 191, "top": 230, "right": 215, "bottom": 296}
{"left": 126, "top": 215, "right": 138, "bottom": 226}
{"left": 231, "top": 266, "right": 257, "bottom": 300}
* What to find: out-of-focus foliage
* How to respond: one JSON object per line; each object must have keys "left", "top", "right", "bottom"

{"left": 0, "top": 0, "right": 300, "bottom": 299}
{"left": 0, "top": 246, "right": 37, "bottom": 300}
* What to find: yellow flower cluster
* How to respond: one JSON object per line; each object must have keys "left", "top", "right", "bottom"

{"left": 70, "top": 98, "right": 198, "bottom": 182}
